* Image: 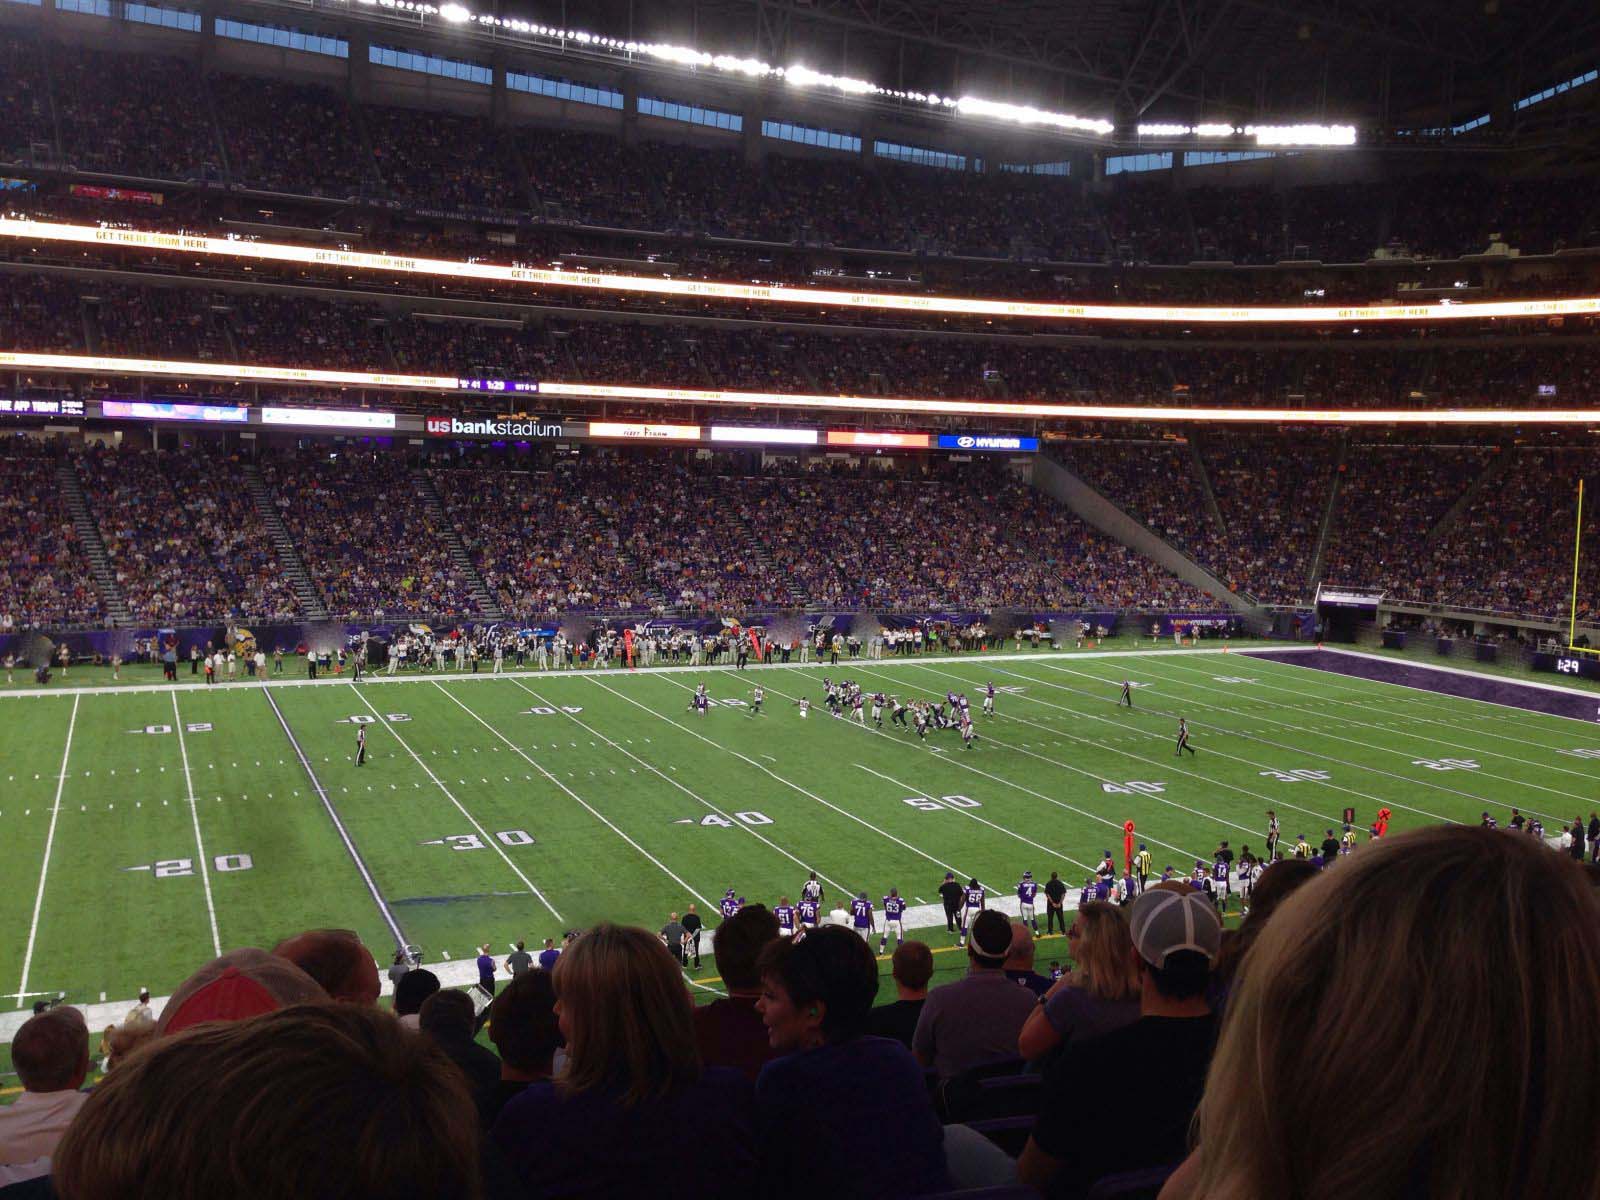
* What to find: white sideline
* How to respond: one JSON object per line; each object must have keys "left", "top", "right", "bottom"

{"left": 0, "top": 896, "right": 1033, "bottom": 1047}
{"left": 0, "top": 645, "right": 1275, "bottom": 702}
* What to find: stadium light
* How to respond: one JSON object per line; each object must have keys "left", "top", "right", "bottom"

{"left": 347, "top": 0, "right": 1114, "bottom": 135}
{"left": 8, "top": 218, "right": 1599, "bottom": 327}
{"left": 1137, "top": 122, "right": 1354, "bottom": 145}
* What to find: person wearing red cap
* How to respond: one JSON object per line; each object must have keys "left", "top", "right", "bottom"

{"left": 158, "top": 948, "right": 328, "bottom": 1036}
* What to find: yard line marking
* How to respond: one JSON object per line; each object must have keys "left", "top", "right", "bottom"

{"left": 585, "top": 674, "right": 972, "bottom": 881}
{"left": 993, "top": 660, "right": 1465, "bottom": 823}
{"left": 1153, "top": 656, "right": 1600, "bottom": 780}
{"left": 261, "top": 687, "right": 408, "bottom": 952}
{"left": 739, "top": 670, "right": 1205, "bottom": 863}
{"left": 1249, "top": 653, "right": 1600, "bottom": 746}
{"left": 1033, "top": 659, "right": 1572, "bottom": 819}
{"left": 173, "top": 693, "right": 221, "bottom": 957}
{"left": 505, "top": 678, "right": 851, "bottom": 895}
{"left": 911, "top": 660, "right": 1473, "bottom": 828}
{"left": 431, "top": 683, "right": 715, "bottom": 908}
{"left": 854, "top": 764, "right": 1096, "bottom": 874}
{"left": 349, "top": 687, "right": 561, "bottom": 923}
{"left": 15, "top": 694, "right": 78, "bottom": 1006}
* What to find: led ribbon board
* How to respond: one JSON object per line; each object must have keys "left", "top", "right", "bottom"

{"left": 4, "top": 219, "right": 1600, "bottom": 325}
{"left": 8, "top": 352, "right": 1600, "bottom": 425}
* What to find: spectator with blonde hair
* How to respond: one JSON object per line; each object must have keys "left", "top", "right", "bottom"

{"left": 491, "top": 923, "right": 754, "bottom": 1197}
{"left": 1017, "top": 902, "right": 1141, "bottom": 1063}
{"left": 1160, "top": 826, "right": 1600, "bottom": 1200}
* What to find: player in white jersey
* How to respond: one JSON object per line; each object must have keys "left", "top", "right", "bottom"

{"left": 750, "top": 686, "right": 764, "bottom": 716}
{"left": 851, "top": 693, "right": 866, "bottom": 724}
{"left": 878, "top": 888, "right": 907, "bottom": 954}
{"left": 959, "top": 714, "right": 976, "bottom": 750}
{"left": 795, "top": 696, "right": 810, "bottom": 719}
{"left": 870, "top": 694, "right": 884, "bottom": 728}
{"left": 492, "top": 642, "right": 504, "bottom": 674}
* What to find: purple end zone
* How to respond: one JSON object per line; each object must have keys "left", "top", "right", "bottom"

{"left": 1243, "top": 649, "right": 1600, "bottom": 724}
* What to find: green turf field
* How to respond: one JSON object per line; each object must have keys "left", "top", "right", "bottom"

{"left": 2, "top": 643, "right": 1596, "bottom": 1035}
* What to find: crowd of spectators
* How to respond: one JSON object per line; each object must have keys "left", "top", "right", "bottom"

{"left": 260, "top": 447, "right": 479, "bottom": 618}
{"left": 1416, "top": 446, "right": 1599, "bottom": 620}
{"left": 52, "top": 48, "right": 220, "bottom": 181}
{"left": 0, "top": 274, "right": 86, "bottom": 353}
{"left": 210, "top": 73, "right": 377, "bottom": 199}
{"left": 1197, "top": 434, "right": 1337, "bottom": 604}
{"left": 1318, "top": 444, "right": 1493, "bottom": 593}
{"left": 0, "top": 440, "right": 102, "bottom": 628}
{"left": 2, "top": 828, "right": 1594, "bottom": 1199}
{"left": 7, "top": 34, "right": 1600, "bottom": 269}
{"left": 72, "top": 444, "right": 297, "bottom": 625}
{"left": 430, "top": 451, "right": 1211, "bottom": 615}
{"left": 0, "top": 32, "right": 53, "bottom": 165}
{"left": 15, "top": 258, "right": 1598, "bottom": 413}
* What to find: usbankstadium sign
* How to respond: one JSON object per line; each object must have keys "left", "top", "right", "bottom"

{"left": 426, "top": 415, "right": 565, "bottom": 439}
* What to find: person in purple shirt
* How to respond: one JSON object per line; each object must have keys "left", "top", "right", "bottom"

{"left": 536, "top": 938, "right": 560, "bottom": 971}
{"left": 492, "top": 924, "right": 755, "bottom": 1199}
{"left": 773, "top": 896, "right": 797, "bottom": 938}
{"left": 754, "top": 926, "right": 949, "bottom": 1199}
{"left": 849, "top": 892, "right": 875, "bottom": 941}
{"left": 796, "top": 898, "right": 820, "bottom": 935}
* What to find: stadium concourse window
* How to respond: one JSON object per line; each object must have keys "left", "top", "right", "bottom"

{"left": 215, "top": 18, "right": 347, "bottom": 57}
{"left": 55, "top": 0, "right": 110, "bottom": 15}
{"left": 369, "top": 44, "right": 491, "bottom": 86}
{"left": 638, "top": 95, "right": 741, "bottom": 132}
{"left": 1184, "top": 150, "right": 1276, "bottom": 167}
{"left": 1105, "top": 152, "right": 1173, "bottom": 175}
{"left": 761, "top": 121, "right": 860, "bottom": 153}
{"left": 125, "top": 2, "right": 201, "bottom": 30}
{"left": 873, "top": 140, "right": 967, "bottom": 170}
{"left": 1000, "top": 160, "right": 1071, "bottom": 176}
{"left": 1515, "top": 68, "right": 1599, "bottom": 110}
{"left": 2, "top": 0, "right": 43, "bottom": 8}
{"left": 506, "top": 70, "right": 622, "bottom": 109}
{"left": 1452, "top": 113, "right": 1491, "bottom": 134}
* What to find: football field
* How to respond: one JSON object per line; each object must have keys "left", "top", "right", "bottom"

{"left": 2, "top": 643, "right": 1598, "bottom": 1026}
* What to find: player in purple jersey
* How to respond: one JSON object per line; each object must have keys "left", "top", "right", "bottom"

{"left": 983, "top": 682, "right": 996, "bottom": 717}
{"left": 1017, "top": 871, "right": 1039, "bottom": 934}
{"left": 957, "top": 878, "right": 985, "bottom": 946}
{"left": 773, "top": 896, "right": 797, "bottom": 938}
{"left": 878, "top": 888, "right": 907, "bottom": 954}
{"left": 796, "top": 897, "right": 820, "bottom": 936}
{"left": 849, "top": 891, "right": 875, "bottom": 941}
{"left": 1079, "top": 877, "right": 1097, "bottom": 908}
{"left": 720, "top": 889, "right": 740, "bottom": 920}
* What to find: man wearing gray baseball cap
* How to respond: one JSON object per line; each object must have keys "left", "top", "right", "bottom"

{"left": 1018, "top": 886, "right": 1221, "bottom": 1198}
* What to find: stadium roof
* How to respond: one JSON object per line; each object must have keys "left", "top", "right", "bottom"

{"left": 500, "top": 0, "right": 1600, "bottom": 132}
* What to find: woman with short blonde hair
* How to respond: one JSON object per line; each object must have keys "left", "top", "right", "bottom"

{"left": 1018, "top": 902, "right": 1141, "bottom": 1063}
{"left": 1162, "top": 826, "right": 1600, "bottom": 1200}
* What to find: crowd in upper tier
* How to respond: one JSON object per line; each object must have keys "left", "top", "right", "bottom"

{"left": 1, "top": 31, "right": 1597, "bottom": 268}
{"left": 4, "top": 268, "right": 1597, "bottom": 413}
